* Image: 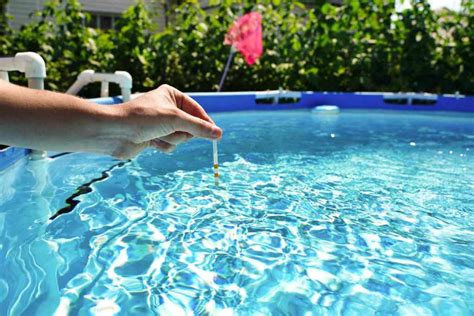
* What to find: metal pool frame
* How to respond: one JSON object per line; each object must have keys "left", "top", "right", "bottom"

{"left": 1, "top": 90, "right": 473, "bottom": 171}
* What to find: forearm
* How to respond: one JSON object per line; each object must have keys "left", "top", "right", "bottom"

{"left": 0, "top": 80, "right": 124, "bottom": 154}
{"left": 0, "top": 81, "right": 221, "bottom": 159}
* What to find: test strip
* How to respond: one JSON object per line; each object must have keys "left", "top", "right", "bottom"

{"left": 213, "top": 140, "right": 219, "bottom": 185}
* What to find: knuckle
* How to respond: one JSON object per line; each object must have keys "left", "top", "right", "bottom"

{"left": 158, "top": 84, "right": 172, "bottom": 91}
{"left": 158, "top": 84, "right": 179, "bottom": 97}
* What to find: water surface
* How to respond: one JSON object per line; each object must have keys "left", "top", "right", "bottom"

{"left": 0, "top": 110, "right": 473, "bottom": 315}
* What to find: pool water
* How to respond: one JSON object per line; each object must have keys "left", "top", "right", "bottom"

{"left": 0, "top": 110, "right": 473, "bottom": 315}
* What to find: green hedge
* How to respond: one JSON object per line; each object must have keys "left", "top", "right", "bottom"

{"left": 1, "top": 0, "right": 473, "bottom": 95}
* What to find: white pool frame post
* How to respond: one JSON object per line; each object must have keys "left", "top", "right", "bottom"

{"left": 100, "top": 81, "right": 109, "bottom": 98}
{"left": 66, "top": 70, "right": 133, "bottom": 102}
{"left": 0, "top": 52, "right": 47, "bottom": 159}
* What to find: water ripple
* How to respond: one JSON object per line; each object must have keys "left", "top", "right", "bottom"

{"left": 0, "top": 111, "right": 473, "bottom": 315}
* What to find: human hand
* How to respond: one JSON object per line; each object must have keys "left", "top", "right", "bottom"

{"left": 111, "top": 84, "right": 222, "bottom": 159}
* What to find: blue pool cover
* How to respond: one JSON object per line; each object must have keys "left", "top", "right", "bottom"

{"left": 1, "top": 91, "right": 473, "bottom": 171}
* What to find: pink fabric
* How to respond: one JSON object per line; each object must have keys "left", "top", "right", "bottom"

{"left": 224, "top": 12, "right": 263, "bottom": 65}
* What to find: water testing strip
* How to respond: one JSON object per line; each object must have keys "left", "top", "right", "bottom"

{"left": 213, "top": 140, "right": 219, "bottom": 185}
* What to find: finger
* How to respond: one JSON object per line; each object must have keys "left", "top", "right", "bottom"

{"left": 158, "top": 132, "right": 192, "bottom": 145}
{"left": 173, "top": 111, "right": 222, "bottom": 140}
{"left": 166, "top": 85, "right": 215, "bottom": 124}
{"left": 150, "top": 139, "right": 177, "bottom": 153}
{"left": 179, "top": 94, "right": 215, "bottom": 124}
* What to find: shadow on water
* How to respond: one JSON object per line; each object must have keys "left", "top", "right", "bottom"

{"left": 49, "top": 161, "right": 129, "bottom": 221}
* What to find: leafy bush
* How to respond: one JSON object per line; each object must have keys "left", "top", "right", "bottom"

{"left": 1, "top": 0, "right": 473, "bottom": 95}
{"left": 0, "top": 0, "right": 11, "bottom": 55}
{"left": 112, "top": 2, "right": 154, "bottom": 91}
{"left": 6, "top": 0, "right": 112, "bottom": 91}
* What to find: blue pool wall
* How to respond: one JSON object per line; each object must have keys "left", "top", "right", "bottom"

{"left": 1, "top": 91, "right": 473, "bottom": 171}
{"left": 89, "top": 91, "right": 474, "bottom": 113}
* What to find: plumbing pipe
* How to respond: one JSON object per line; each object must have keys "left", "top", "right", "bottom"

{"left": 0, "top": 52, "right": 47, "bottom": 79}
{"left": 116, "top": 71, "right": 132, "bottom": 102}
{"left": 66, "top": 70, "right": 132, "bottom": 102}
{"left": 66, "top": 70, "right": 94, "bottom": 95}
{"left": 100, "top": 81, "right": 109, "bottom": 98}
{"left": 28, "top": 78, "right": 44, "bottom": 90}
{"left": 0, "top": 71, "right": 9, "bottom": 81}
{"left": 121, "top": 88, "right": 131, "bottom": 102}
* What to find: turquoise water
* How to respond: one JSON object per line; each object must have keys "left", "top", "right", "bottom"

{"left": 0, "top": 110, "right": 473, "bottom": 315}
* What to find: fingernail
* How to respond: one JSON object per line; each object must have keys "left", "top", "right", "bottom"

{"left": 211, "top": 127, "right": 221, "bottom": 138}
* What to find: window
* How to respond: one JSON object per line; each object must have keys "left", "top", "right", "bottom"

{"left": 88, "top": 14, "right": 98, "bottom": 28}
{"left": 86, "top": 12, "right": 119, "bottom": 30}
{"left": 100, "top": 16, "right": 113, "bottom": 30}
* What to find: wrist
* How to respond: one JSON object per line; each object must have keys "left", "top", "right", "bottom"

{"left": 98, "top": 104, "right": 133, "bottom": 141}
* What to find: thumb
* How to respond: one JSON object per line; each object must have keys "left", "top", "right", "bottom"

{"left": 174, "top": 111, "right": 222, "bottom": 140}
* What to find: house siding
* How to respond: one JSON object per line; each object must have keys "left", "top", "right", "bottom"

{"left": 6, "top": 0, "right": 167, "bottom": 30}
{"left": 80, "top": 0, "right": 133, "bottom": 14}
{"left": 6, "top": 0, "right": 340, "bottom": 31}
{"left": 6, "top": 0, "right": 45, "bottom": 30}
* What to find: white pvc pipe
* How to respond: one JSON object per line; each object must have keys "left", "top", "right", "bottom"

{"left": 121, "top": 88, "right": 131, "bottom": 102}
{"left": 28, "top": 78, "right": 44, "bottom": 90}
{"left": 115, "top": 71, "right": 132, "bottom": 102}
{"left": 100, "top": 81, "right": 109, "bottom": 98}
{"left": 0, "top": 56, "right": 15, "bottom": 71}
{"left": 66, "top": 70, "right": 132, "bottom": 102}
{"left": 0, "top": 52, "right": 46, "bottom": 79}
{"left": 66, "top": 70, "right": 94, "bottom": 95}
{"left": 0, "top": 71, "right": 9, "bottom": 82}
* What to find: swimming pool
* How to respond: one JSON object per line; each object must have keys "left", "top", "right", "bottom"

{"left": 0, "top": 109, "right": 473, "bottom": 315}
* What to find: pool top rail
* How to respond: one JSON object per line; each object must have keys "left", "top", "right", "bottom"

{"left": 90, "top": 90, "right": 474, "bottom": 113}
